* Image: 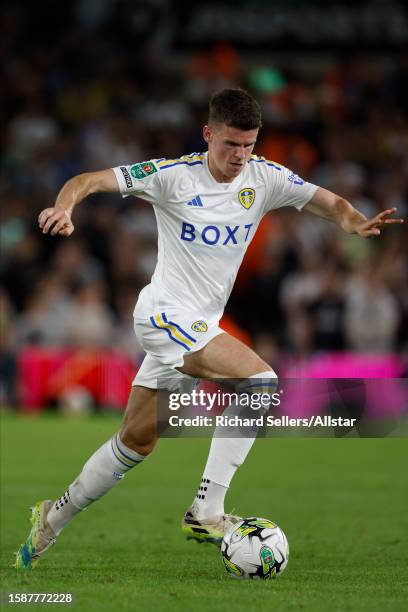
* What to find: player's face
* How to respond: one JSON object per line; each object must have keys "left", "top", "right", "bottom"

{"left": 204, "top": 123, "right": 259, "bottom": 182}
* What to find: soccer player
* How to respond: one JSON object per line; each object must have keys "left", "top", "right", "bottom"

{"left": 15, "top": 89, "right": 403, "bottom": 568}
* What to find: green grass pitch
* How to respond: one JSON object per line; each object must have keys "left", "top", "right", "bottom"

{"left": 1, "top": 413, "right": 407, "bottom": 611}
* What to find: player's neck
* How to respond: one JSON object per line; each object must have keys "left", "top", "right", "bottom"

{"left": 207, "top": 153, "right": 235, "bottom": 183}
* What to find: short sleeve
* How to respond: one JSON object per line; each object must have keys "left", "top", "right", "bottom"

{"left": 112, "top": 160, "right": 165, "bottom": 204}
{"left": 263, "top": 164, "right": 318, "bottom": 214}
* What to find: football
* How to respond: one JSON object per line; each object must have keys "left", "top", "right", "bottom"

{"left": 221, "top": 517, "right": 289, "bottom": 579}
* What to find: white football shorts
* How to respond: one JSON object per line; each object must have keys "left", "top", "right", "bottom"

{"left": 132, "top": 309, "right": 224, "bottom": 391}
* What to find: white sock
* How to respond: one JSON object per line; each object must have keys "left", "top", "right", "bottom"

{"left": 47, "top": 433, "right": 145, "bottom": 535}
{"left": 192, "top": 478, "right": 227, "bottom": 519}
{"left": 192, "top": 371, "right": 277, "bottom": 520}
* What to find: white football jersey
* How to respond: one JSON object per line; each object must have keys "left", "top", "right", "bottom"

{"left": 112, "top": 152, "right": 317, "bottom": 320}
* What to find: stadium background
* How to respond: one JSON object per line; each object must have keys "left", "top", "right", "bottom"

{"left": 1, "top": 0, "right": 407, "bottom": 410}
{"left": 1, "top": 2, "right": 407, "bottom": 610}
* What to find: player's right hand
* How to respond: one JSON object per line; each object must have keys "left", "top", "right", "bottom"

{"left": 38, "top": 208, "right": 74, "bottom": 237}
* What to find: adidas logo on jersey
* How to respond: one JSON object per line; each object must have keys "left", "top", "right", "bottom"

{"left": 187, "top": 195, "right": 203, "bottom": 207}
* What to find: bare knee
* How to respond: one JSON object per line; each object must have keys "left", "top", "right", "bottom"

{"left": 119, "top": 386, "right": 158, "bottom": 456}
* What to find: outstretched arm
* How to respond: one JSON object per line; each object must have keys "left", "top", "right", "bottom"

{"left": 304, "top": 187, "right": 404, "bottom": 238}
{"left": 38, "top": 169, "right": 119, "bottom": 237}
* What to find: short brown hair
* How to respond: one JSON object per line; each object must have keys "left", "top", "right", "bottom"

{"left": 208, "top": 89, "right": 262, "bottom": 130}
{"left": 209, "top": 88, "right": 262, "bottom": 130}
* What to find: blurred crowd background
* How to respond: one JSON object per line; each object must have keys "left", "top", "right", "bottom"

{"left": 1, "top": 0, "right": 407, "bottom": 407}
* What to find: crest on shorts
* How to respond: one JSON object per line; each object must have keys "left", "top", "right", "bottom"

{"left": 191, "top": 320, "right": 208, "bottom": 333}
{"left": 238, "top": 188, "right": 255, "bottom": 209}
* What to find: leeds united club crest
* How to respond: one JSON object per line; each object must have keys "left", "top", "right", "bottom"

{"left": 238, "top": 188, "right": 255, "bottom": 209}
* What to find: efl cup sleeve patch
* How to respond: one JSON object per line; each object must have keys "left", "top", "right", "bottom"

{"left": 130, "top": 162, "right": 158, "bottom": 180}
{"left": 112, "top": 161, "right": 163, "bottom": 203}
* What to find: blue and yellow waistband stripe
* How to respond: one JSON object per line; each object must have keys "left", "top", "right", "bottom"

{"left": 157, "top": 153, "right": 204, "bottom": 170}
{"left": 150, "top": 312, "right": 197, "bottom": 351}
{"left": 249, "top": 155, "right": 283, "bottom": 171}
{"left": 111, "top": 433, "right": 143, "bottom": 468}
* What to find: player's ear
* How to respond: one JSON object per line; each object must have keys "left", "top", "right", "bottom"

{"left": 203, "top": 125, "right": 212, "bottom": 144}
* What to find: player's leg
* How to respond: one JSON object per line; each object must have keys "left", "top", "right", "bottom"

{"left": 50, "top": 386, "right": 157, "bottom": 526}
{"left": 180, "top": 331, "right": 271, "bottom": 378}
{"left": 180, "top": 332, "right": 278, "bottom": 545}
{"left": 15, "top": 386, "right": 157, "bottom": 569}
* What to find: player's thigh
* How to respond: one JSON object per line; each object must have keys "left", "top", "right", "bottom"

{"left": 179, "top": 332, "right": 271, "bottom": 379}
{"left": 119, "top": 386, "right": 158, "bottom": 453}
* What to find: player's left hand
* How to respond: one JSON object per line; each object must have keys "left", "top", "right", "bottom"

{"left": 355, "top": 208, "right": 404, "bottom": 238}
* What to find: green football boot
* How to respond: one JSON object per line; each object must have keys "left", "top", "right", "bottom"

{"left": 181, "top": 508, "right": 241, "bottom": 547}
{"left": 15, "top": 500, "right": 56, "bottom": 570}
